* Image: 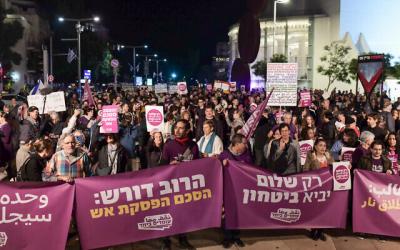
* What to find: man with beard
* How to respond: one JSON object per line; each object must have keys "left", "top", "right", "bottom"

{"left": 161, "top": 119, "right": 199, "bottom": 250}
{"left": 44, "top": 134, "right": 91, "bottom": 182}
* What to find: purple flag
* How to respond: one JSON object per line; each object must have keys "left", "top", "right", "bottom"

{"left": 82, "top": 80, "right": 95, "bottom": 107}
{"left": 0, "top": 182, "right": 74, "bottom": 250}
{"left": 75, "top": 158, "right": 223, "bottom": 249}
{"left": 224, "top": 161, "right": 349, "bottom": 229}
{"left": 240, "top": 89, "right": 273, "bottom": 140}
{"left": 353, "top": 169, "right": 400, "bottom": 237}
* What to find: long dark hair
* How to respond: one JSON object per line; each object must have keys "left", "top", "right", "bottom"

{"left": 385, "top": 132, "right": 400, "bottom": 153}
{"left": 342, "top": 128, "right": 358, "bottom": 147}
{"left": 148, "top": 132, "right": 164, "bottom": 152}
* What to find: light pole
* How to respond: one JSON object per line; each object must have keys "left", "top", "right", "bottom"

{"left": 58, "top": 16, "right": 100, "bottom": 99}
{"left": 136, "top": 53, "right": 158, "bottom": 82}
{"left": 119, "top": 44, "right": 148, "bottom": 84}
{"left": 273, "top": 0, "right": 290, "bottom": 56}
{"left": 149, "top": 58, "right": 167, "bottom": 84}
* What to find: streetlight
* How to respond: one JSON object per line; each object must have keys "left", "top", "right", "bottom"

{"left": 136, "top": 53, "right": 158, "bottom": 80}
{"left": 119, "top": 44, "right": 148, "bottom": 84}
{"left": 273, "top": 0, "right": 290, "bottom": 55}
{"left": 149, "top": 58, "right": 167, "bottom": 84}
{"left": 58, "top": 16, "right": 100, "bottom": 99}
{"left": 171, "top": 73, "right": 177, "bottom": 80}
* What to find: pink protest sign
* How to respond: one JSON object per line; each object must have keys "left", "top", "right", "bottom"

{"left": 100, "top": 105, "right": 119, "bottom": 133}
{"left": 387, "top": 153, "right": 398, "bottom": 175}
{"left": 299, "top": 90, "right": 312, "bottom": 107}
{"left": 177, "top": 82, "right": 188, "bottom": 95}
{"left": 333, "top": 162, "right": 351, "bottom": 191}
{"left": 299, "top": 140, "right": 314, "bottom": 165}
{"left": 145, "top": 106, "right": 164, "bottom": 132}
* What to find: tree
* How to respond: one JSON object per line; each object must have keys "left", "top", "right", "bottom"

{"left": 0, "top": 5, "right": 24, "bottom": 70}
{"left": 251, "top": 60, "right": 267, "bottom": 80}
{"left": 348, "top": 58, "right": 358, "bottom": 81}
{"left": 270, "top": 54, "right": 288, "bottom": 63}
{"left": 392, "top": 62, "right": 400, "bottom": 79}
{"left": 98, "top": 49, "right": 113, "bottom": 82}
{"left": 317, "top": 42, "right": 352, "bottom": 92}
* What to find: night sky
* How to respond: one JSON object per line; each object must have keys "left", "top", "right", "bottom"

{"left": 53, "top": 0, "right": 246, "bottom": 77}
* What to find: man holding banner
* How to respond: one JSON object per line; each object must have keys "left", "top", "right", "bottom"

{"left": 161, "top": 118, "right": 199, "bottom": 250}
{"left": 219, "top": 133, "right": 252, "bottom": 248}
{"left": 44, "top": 134, "right": 91, "bottom": 182}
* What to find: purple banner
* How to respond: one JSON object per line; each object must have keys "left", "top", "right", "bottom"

{"left": 75, "top": 158, "right": 223, "bottom": 249}
{"left": 353, "top": 169, "right": 400, "bottom": 237}
{"left": 0, "top": 182, "right": 74, "bottom": 250}
{"left": 224, "top": 161, "right": 349, "bottom": 229}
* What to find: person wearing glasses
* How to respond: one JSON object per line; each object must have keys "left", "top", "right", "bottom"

{"left": 44, "top": 134, "right": 91, "bottom": 182}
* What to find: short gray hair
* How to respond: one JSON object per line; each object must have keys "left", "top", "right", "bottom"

{"left": 359, "top": 131, "right": 375, "bottom": 144}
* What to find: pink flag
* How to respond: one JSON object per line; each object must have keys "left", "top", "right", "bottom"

{"left": 240, "top": 89, "right": 274, "bottom": 140}
{"left": 83, "top": 80, "right": 95, "bottom": 106}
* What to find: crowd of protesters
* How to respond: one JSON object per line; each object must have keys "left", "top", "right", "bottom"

{"left": 1, "top": 85, "right": 400, "bottom": 249}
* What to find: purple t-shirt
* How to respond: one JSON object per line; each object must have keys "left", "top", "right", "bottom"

{"left": 162, "top": 139, "right": 200, "bottom": 164}
{"left": 219, "top": 149, "right": 253, "bottom": 165}
{"left": 371, "top": 158, "right": 383, "bottom": 173}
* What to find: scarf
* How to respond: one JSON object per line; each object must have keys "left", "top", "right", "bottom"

{"left": 175, "top": 137, "right": 189, "bottom": 145}
{"left": 199, "top": 132, "right": 216, "bottom": 154}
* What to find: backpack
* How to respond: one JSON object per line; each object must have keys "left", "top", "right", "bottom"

{"left": 15, "top": 156, "right": 32, "bottom": 182}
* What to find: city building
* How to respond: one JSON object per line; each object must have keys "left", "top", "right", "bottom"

{"left": 212, "top": 42, "right": 230, "bottom": 81}
{"left": 228, "top": 0, "right": 371, "bottom": 92}
{"left": 1, "top": 0, "right": 50, "bottom": 91}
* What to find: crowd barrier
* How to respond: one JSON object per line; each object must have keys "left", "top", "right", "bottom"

{"left": 0, "top": 158, "right": 399, "bottom": 249}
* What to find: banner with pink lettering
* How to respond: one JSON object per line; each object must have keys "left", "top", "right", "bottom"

{"left": 353, "top": 169, "right": 400, "bottom": 237}
{"left": 224, "top": 161, "right": 349, "bottom": 229}
{"left": 0, "top": 182, "right": 74, "bottom": 250}
{"left": 75, "top": 158, "right": 223, "bottom": 249}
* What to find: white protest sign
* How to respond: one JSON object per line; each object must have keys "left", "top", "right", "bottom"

{"left": 27, "top": 91, "right": 66, "bottom": 114}
{"left": 335, "top": 121, "right": 346, "bottom": 131}
{"left": 214, "top": 81, "right": 222, "bottom": 90}
{"left": 333, "top": 162, "right": 352, "bottom": 191}
{"left": 266, "top": 63, "right": 298, "bottom": 106}
{"left": 155, "top": 84, "right": 168, "bottom": 94}
{"left": 27, "top": 95, "right": 45, "bottom": 113}
{"left": 341, "top": 147, "right": 356, "bottom": 162}
{"left": 299, "top": 140, "right": 314, "bottom": 166}
{"left": 45, "top": 91, "right": 66, "bottom": 113}
{"left": 145, "top": 106, "right": 164, "bottom": 132}
{"left": 177, "top": 82, "right": 188, "bottom": 95}
{"left": 220, "top": 82, "right": 230, "bottom": 93}
{"left": 168, "top": 85, "right": 178, "bottom": 94}
{"left": 230, "top": 82, "right": 237, "bottom": 92}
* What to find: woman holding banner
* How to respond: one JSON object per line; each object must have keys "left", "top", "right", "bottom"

{"left": 146, "top": 131, "right": 164, "bottom": 168}
{"left": 303, "top": 138, "right": 334, "bottom": 172}
{"left": 303, "top": 138, "right": 333, "bottom": 241}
